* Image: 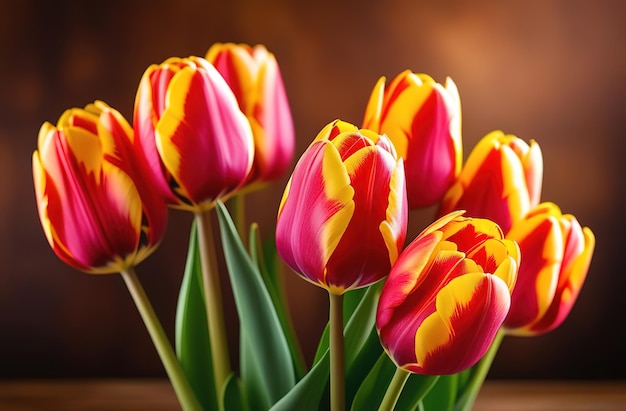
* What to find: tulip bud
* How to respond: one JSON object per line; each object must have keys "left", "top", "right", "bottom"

{"left": 377, "top": 212, "right": 519, "bottom": 375}
{"left": 134, "top": 56, "right": 254, "bottom": 211}
{"left": 207, "top": 43, "right": 295, "bottom": 189}
{"left": 439, "top": 130, "right": 543, "bottom": 234}
{"left": 504, "top": 202, "right": 595, "bottom": 336}
{"left": 276, "top": 120, "right": 408, "bottom": 294}
{"left": 363, "top": 71, "right": 462, "bottom": 208}
{"left": 33, "top": 101, "right": 168, "bottom": 274}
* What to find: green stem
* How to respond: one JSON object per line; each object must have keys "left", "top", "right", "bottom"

{"left": 455, "top": 329, "right": 505, "bottom": 411}
{"left": 195, "top": 209, "right": 232, "bottom": 399}
{"left": 379, "top": 367, "right": 411, "bottom": 411}
{"left": 120, "top": 268, "right": 201, "bottom": 411}
{"left": 329, "top": 292, "right": 345, "bottom": 411}
{"left": 231, "top": 193, "right": 247, "bottom": 246}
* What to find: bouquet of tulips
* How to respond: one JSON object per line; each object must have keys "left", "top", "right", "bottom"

{"left": 32, "top": 43, "right": 595, "bottom": 411}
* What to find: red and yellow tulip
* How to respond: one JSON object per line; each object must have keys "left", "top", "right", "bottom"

{"left": 376, "top": 212, "right": 519, "bottom": 375}
{"left": 363, "top": 71, "right": 462, "bottom": 208}
{"left": 134, "top": 56, "right": 254, "bottom": 211}
{"left": 33, "top": 101, "right": 168, "bottom": 274}
{"left": 207, "top": 43, "right": 295, "bottom": 189}
{"left": 504, "top": 202, "right": 595, "bottom": 336}
{"left": 276, "top": 120, "right": 408, "bottom": 294}
{"left": 438, "top": 130, "right": 543, "bottom": 234}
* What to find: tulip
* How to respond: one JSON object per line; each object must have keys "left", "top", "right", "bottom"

{"left": 133, "top": 56, "right": 254, "bottom": 212}
{"left": 33, "top": 102, "right": 201, "bottom": 409}
{"left": 376, "top": 211, "right": 519, "bottom": 375}
{"left": 362, "top": 71, "right": 462, "bottom": 208}
{"left": 207, "top": 43, "right": 295, "bottom": 188}
{"left": 504, "top": 202, "right": 595, "bottom": 336}
{"left": 134, "top": 56, "right": 256, "bottom": 394}
{"left": 277, "top": 120, "right": 407, "bottom": 410}
{"left": 276, "top": 120, "right": 408, "bottom": 294}
{"left": 33, "top": 101, "right": 168, "bottom": 274}
{"left": 439, "top": 130, "right": 543, "bottom": 234}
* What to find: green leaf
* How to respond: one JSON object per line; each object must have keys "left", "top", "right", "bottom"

{"left": 421, "top": 374, "right": 457, "bottom": 411}
{"left": 216, "top": 201, "right": 296, "bottom": 409}
{"left": 396, "top": 374, "right": 440, "bottom": 411}
{"left": 270, "top": 349, "right": 331, "bottom": 411}
{"left": 249, "top": 224, "right": 307, "bottom": 379}
{"left": 222, "top": 373, "right": 247, "bottom": 411}
{"left": 345, "top": 325, "right": 383, "bottom": 406}
{"left": 312, "top": 286, "right": 372, "bottom": 366}
{"left": 343, "top": 282, "right": 381, "bottom": 368}
{"left": 350, "top": 352, "right": 396, "bottom": 410}
{"left": 271, "top": 282, "right": 382, "bottom": 410}
{"left": 312, "top": 325, "right": 330, "bottom": 366}
{"left": 175, "top": 220, "right": 218, "bottom": 411}
{"left": 351, "top": 353, "right": 439, "bottom": 411}
{"left": 455, "top": 368, "right": 472, "bottom": 395}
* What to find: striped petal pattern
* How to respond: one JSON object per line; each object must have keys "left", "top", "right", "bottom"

{"left": 207, "top": 43, "right": 295, "bottom": 189}
{"left": 134, "top": 56, "right": 254, "bottom": 211}
{"left": 276, "top": 120, "right": 408, "bottom": 294}
{"left": 376, "top": 212, "right": 519, "bottom": 375}
{"left": 33, "top": 101, "right": 168, "bottom": 274}
{"left": 438, "top": 130, "right": 543, "bottom": 234}
{"left": 363, "top": 71, "right": 462, "bottom": 208}
{"left": 504, "top": 202, "right": 595, "bottom": 335}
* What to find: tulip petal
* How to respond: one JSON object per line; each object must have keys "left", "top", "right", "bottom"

{"left": 324, "top": 142, "right": 397, "bottom": 290}
{"left": 530, "top": 225, "right": 595, "bottom": 334}
{"left": 208, "top": 43, "right": 295, "bottom": 186}
{"left": 36, "top": 126, "right": 143, "bottom": 272}
{"left": 505, "top": 216, "right": 562, "bottom": 331}
{"left": 276, "top": 141, "right": 354, "bottom": 289}
{"left": 450, "top": 143, "right": 528, "bottom": 233}
{"left": 412, "top": 273, "right": 510, "bottom": 375}
{"left": 133, "top": 65, "right": 177, "bottom": 200}
{"left": 156, "top": 65, "right": 253, "bottom": 208}
{"left": 379, "top": 158, "right": 407, "bottom": 266}
{"left": 362, "top": 76, "right": 386, "bottom": 132}
{"left": 379, "top": 250, "right": 476, "bottom": 369}
{"left": 524, "top": 141, "right": 543, "bottom": 207}
{"left": 313, "top": 120, "right": 360, "bottom": 144}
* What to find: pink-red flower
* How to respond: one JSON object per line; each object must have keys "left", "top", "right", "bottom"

{"left": 363, "top": 71, "right": 462, "bottom": 208}
{"left": 133, "top": 56, "right": 254, "bottom": 212}
{"left": 207, "top": 43, "right": 295, "bottom": 189}
{"left": 504, "top": 202, "right": 595, "bottom": 336}
{"left": 276, "top": 120, "right": 408, "bottom": 294}
{"left": 377, "top": 212, "right": 519, "bottom": 375}
{"left": 439, "top": 130, "right": 543, "bottom": 234}
{"left": 33, "top": 101, "right": 168, "bottom": 273}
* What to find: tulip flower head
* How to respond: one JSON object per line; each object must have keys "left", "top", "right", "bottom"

{"left": 363, "top": 71, "right": 462, "bottom": 208}
{"left": 377, "top": 211, "right": 519, "bottom": 375}
{"left": 134, "top": 56, "right": 254, "bottom": 212}
{"left": 504, "top": 202, "right": 595, "bottom": 336}
{"left": 439, "top": 130, "right": 543, "bottom": 234}
{"left": 33, "top": 101, "right": 168, "bottom": 274}
{"left": 276, "top": 120, "right": 408, "bottom": 295}
{"left": 207, "top": 43, "right": 295, "bottom": 189}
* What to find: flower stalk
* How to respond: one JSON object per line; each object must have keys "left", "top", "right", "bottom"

{"left": 195, "top": 209, "right": 232, "bottom": 397}
{"left": 120, "top": 267, "right": 201, "bottom": 411}
{"left": 330, "top": 292, "right": 346, "bottom": 411}
{"left": 379, "top": 367, "right": 411, "bottom": 411}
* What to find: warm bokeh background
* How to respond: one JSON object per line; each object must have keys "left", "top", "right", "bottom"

{"left": 1, "top": 0, "right": 624, "bottom": 380}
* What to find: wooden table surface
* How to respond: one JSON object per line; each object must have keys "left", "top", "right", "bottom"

{"left": 0, "top": 379, "right": 623, "bottom": 410}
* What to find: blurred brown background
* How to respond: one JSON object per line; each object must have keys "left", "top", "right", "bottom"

{"left": 0, "top": 0, "right": 624, "bottom": 380}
